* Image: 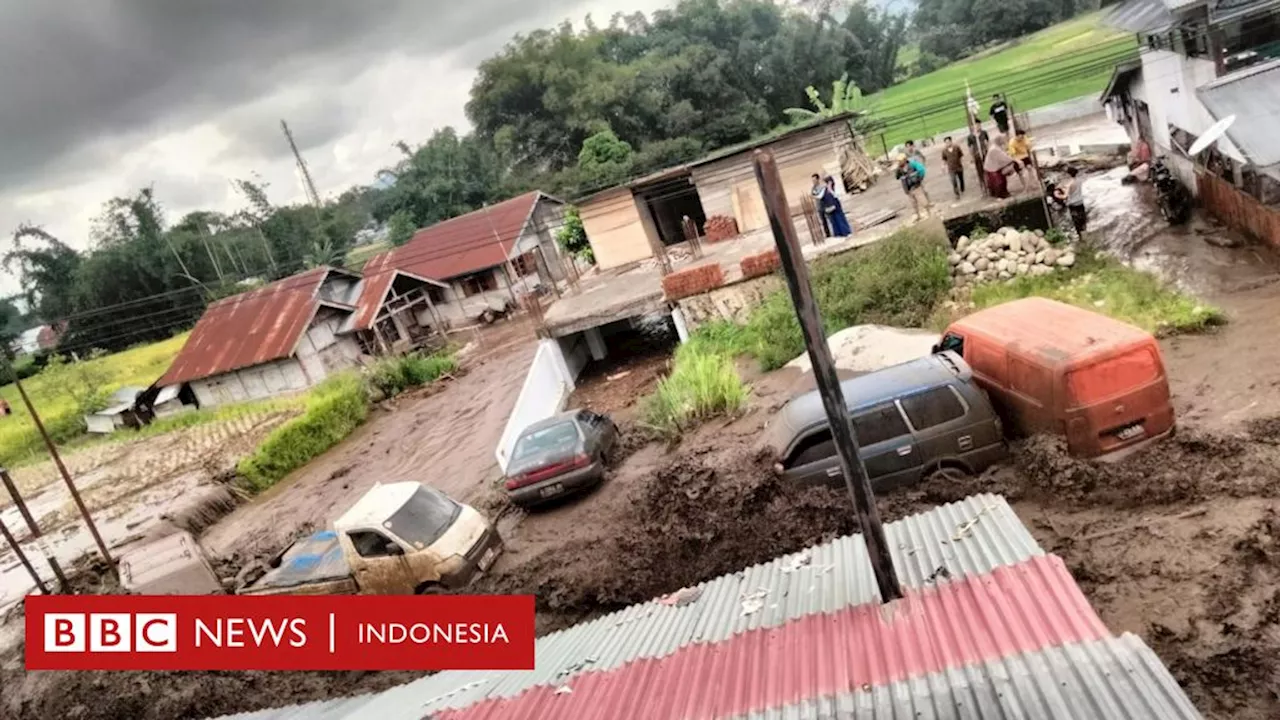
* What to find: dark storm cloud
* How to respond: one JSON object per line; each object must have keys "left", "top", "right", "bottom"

{"left": 0, "top": 0, "right": 575, "bottom": 192}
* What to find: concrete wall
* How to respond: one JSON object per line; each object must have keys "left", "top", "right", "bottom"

{"left": 494, "top": 338, "right": 580, "bottom": 473}
{"left": 298, "top": 307, "right": 362, "bottom": 382}
{"left": 693, "top": 122, "right": 855, "bottom": 235}
{"left": 581, "top": 187, "right": 654, "bottom": 270}
{"left": 1137, "top": 50, "right": 1245, "bottom": 191}
{"left": 191, "top": 357, "right": 310, "bottom": 408}
{"left": 676, "top": 273, "right": 783, "bottom": 330}
{"left": 515, "top": 199, "right": 568, "bottom": 281}
{"left": 420, "top": 268, "right": 518, "bottom": 324}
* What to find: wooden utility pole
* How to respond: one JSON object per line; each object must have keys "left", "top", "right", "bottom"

{"left": 8, "top": 366, "right": 114, "bottom": 572}
{"left": 0, "top": 513, "right": 47, "bottom": 594}
{"left": 752, "top": 148, "right": 903, "bottom": 603}
{"left": 1, "top": 467, "right": 70, "bottom": 591}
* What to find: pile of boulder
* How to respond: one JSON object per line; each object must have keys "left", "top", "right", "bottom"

{"left": 949, "top": 226, "right": 1075, "bottom": 286}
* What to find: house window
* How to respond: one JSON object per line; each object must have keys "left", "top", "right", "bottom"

{"left": 428, "top": 285, "right": 448, "bottom": 304}
{"left": 460, "top": 271, "right": 499, "bottom": 297}
{"left": 511, "top": 252, "right": 538, "bottom": 277}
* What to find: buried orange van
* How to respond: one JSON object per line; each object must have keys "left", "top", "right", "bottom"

{"left": 935, "top": 297, "right": 1174, "bottom": 458}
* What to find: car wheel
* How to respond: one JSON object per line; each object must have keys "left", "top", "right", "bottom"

{"left": 927, "top": 466, "right": 970, "bottom": 484}
{"left": 415, "top": 582, "right": 442, "bottom": 595}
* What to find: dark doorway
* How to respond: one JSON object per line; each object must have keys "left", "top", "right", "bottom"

{"left": 636, "top": 175, "right": 707, "bottom": 247}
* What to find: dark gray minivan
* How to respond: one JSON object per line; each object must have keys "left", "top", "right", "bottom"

{"left": 765, "top": 351, "right": 1006, "bottom": 490}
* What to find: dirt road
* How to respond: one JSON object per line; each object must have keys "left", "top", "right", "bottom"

{"left": 201, "top": 321, "right": 536, "bottom": 560}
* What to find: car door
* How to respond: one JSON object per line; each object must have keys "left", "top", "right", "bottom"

{"left": 783, "top": 403, "right": 920, "bottom": 489}
{"left": 580, "top": 411, "right": 615, "bottom": 461}
{"left": 851, "top": 403, "right": 922, "bottom": 489}
{"left": 345, "top": 530, "right": 416, "bottom": 594}
{"left": 898, "top": 385, "right": 974, "bottom": 466}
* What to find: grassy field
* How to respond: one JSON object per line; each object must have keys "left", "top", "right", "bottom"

{"left": 867, "top": 14, "right": 1137, "bottom": 148}
{"left": 345, "top": 240, "right": 390, "bottom": 271}
{"left": 0, "top": 334, "right": 189, "bottom": 467}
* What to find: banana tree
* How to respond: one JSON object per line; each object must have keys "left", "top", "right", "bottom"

{"left": 784, "top": 73, "right": 874, "bottom": 125}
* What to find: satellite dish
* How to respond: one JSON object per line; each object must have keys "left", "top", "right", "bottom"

{"left": 1189, "top": 115, "right": 1236, "bottom": 157}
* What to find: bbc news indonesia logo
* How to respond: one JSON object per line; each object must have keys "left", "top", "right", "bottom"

{"left": 26, "top": 595, "right": 534, "bottom": 671}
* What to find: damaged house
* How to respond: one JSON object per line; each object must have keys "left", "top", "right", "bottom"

{"left": 156, "top": 265, "right": 446, "bottom": 408}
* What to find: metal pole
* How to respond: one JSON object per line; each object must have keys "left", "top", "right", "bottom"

{"left": 0, "top": 468, "right": 70, "bottom": 591}
{"left": 10, "top": 372, "right": 114, "bottom": 570}
{"left": 751, "top": 149, "right": 903, "bottom": 603}
{"left": 0, "top": 512, "right": 48, "bottom": 594}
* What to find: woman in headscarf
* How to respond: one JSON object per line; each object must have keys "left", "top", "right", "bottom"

{"left": 982, "top": 135, "right": 1018, "bottom": 199}
{"left": 811, "top": 174, "right": 852, "bottom": 237}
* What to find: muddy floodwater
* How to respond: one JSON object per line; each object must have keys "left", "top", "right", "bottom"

{"left": 1084, "top": 167, "right": 1280, "bottom": 296}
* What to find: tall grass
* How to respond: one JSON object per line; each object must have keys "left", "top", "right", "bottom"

{"left": 367, "top": 351, "right": 458, "bottom": 399}
{"left": 969, "top": 249, "right": 1226, "bottom": 335}
{"left": 691, "top": 226, "right": 953, "bottom": 370}
{"left": 237, "top": 373, "right": 370, "bottom": 492}
{"left": 642, "top": 345, "right": 747, "bottom": 438}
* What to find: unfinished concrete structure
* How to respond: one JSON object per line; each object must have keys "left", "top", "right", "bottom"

{"left": 576, "top": 113, "right": 869, "bottom": 272}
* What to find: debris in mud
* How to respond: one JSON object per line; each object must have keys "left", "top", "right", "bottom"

{"left": 159, "top": 485, "right": 240, "bottom": 537}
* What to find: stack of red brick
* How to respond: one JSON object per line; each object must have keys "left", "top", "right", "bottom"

{"left": 662, "top": 263, "right": 725, "bottom": 301}
{"left": 740, "top": 249, "right": 781, "bottom": 279}
{"left": 704, "top": 216, "right": 740, "bottom": 243}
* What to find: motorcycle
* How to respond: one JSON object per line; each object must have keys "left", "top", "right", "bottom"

{"left": 1151, "top": 157, "right": 1192, "bottom": 225}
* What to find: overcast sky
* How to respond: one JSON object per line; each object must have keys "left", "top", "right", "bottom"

{"left": 0, "top": 0, "right": 673, "bottom": 296}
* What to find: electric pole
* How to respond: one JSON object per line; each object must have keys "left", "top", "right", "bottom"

{"left": 281, "top": 119, "right": 323, "bottom": 210}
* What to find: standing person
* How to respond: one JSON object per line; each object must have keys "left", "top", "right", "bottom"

{"left": 1008, "top": 129, "right": 1033, "bottom": 172}
{"left": 822, "top": 177, "right": 852, "bottom": 237}
{"left": 990, "top": 94, "right": 1010, "bottom": 135}
{"left": 904, "top": 139, "right": 926, "bottom": 167}
{"left": 941, "top": 136, "right": 965, "bottom": 198}
{"left": 981, "top": 141, "right": 1017, "bottom": 199}
{"left": 990, "top": 132, "right": 1028, "bottom": 192}
{"left": 811, "top": 174, "right": 832, "bottom": 237}
{"left": 1055, "top": 167, "right": 1087, "bottom": 236}
{"left": 895, "top": 154, "right": 933, "bottom": 221}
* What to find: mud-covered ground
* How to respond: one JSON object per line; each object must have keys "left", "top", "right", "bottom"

{"left": 7, "top": 215, "right": 1280, "bottom": 718}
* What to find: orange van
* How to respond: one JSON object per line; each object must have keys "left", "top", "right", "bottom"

{"left": 934, "top": 297, "right": 1174, "bottom": 458}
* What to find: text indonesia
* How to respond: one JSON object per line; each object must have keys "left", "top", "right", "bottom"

{"left": 25, "top": 594, "right": 535, "bottom": 671}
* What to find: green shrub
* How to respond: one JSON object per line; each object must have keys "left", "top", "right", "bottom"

{"left": 237, "top": 373, "right": 370, "bottom": 492}
{"left": 368, "top": 352, "right": 457, "bottom": 398}
{"left": 970, "top": 248, "right": 1226, "bottom": 335}
{"left": 642, "top": 345, "right": 747, "bottom": 439}
{"left": 744, "top": 227, "right": 952, "bottom": 370}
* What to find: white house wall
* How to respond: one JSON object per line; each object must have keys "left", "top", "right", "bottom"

{"left": 1138, "top": 49, "right": 1247, "bottom": 188}
{"left": 191, "top": 357, "right": 310, "bottom": 408}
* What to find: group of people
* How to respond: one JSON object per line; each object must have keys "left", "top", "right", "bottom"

{"left": 808, "top": 92, "right": 1087, "bottom": 238}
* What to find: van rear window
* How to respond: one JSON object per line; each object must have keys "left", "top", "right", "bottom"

{"left": 1066, "top": 349, "right": 1160, "bottom": 406}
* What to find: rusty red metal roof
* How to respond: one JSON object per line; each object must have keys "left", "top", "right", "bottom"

{"left": 349, "top": 270, "right": 444, "bottom": 332}
{"left": 363, "top": 191, "right": 542, "bottom": 282}
{"left": 159, "top": 268, "right": 333, "bottom": 386}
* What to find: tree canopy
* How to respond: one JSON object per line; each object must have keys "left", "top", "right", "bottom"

{"left": 10, "top": 0, "right": 1088, "bottom": 361}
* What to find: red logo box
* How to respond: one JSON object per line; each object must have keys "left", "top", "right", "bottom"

{"left": 26, "top": 594, "right": 535, "bottom": 671}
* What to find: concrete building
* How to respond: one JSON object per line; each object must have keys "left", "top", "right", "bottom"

{"left": 363, "top": 191, "right": 569, "bottom": 326}
{"left": 158, "top": 266, "right": 446, "bottom": 408}
{"left": 1102, "top": 0, "right": 1280, "bottom": 245}
{"left": 576, "top": 114, "right": 867, "bottom": 271}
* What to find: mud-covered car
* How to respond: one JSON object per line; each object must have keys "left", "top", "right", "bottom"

{"left": 504, "top": 409, "right": 619, "bottom": 508}
{"left": 764, "top": 351, "right": 1007, "bottom": 490}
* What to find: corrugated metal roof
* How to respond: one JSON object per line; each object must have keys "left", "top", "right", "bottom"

{"left": 736, "top": 635, "right": 1200, "bottom": 720}
{"left": 1198, "top": 58, "right": 1280, "bottom": 170}
{"left": 364, "top": 192, "right": 545, "bottom": 283}
{"left": 433, "top": 555, "right": 1110, "bottom": 720}
{"left": 348, "top": 269, "right": 446, "bottom": 332}
{"left": 1103, "top": 0, "right": 1175, "bottom": 32}
{"left": 213, "top": 495, "right": 1045, "bottom": 720}
{"left": 160, "top": 268, "right": 334, "bottom": 386}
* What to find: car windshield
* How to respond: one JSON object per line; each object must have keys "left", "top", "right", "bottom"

{"left": 513, "top": 421, "right": 580, "bottom": 461}
{"left": 384, "top": 486, "right": 461, "bottom": 549}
